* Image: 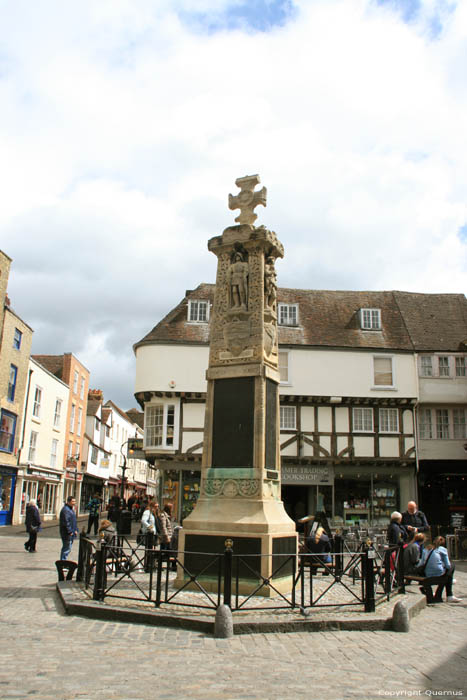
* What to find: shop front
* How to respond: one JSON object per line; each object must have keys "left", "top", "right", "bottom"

{"left": 20, "top": 465, "right": 64, "bottom": 521}
{"left": 80, "top": 473, "right": 106, "bottom": 513}
{"left": 160, "top": 466, "right": 201, "bottom": 524}
{"left": 281, "top": 462, "right": 416, "bottom": 529}
{"left": 419, "top": 460, "right": 467, "bottom": 533}
{"left": 0, "top": 465, "right": 17, "bottom": 526}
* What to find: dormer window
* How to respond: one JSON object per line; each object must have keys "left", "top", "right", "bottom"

{"left": 278, "top": 303, "right": 298, "bottom": 326}
{"left": 188, "top": 300, "right": 209, "bottom": 323}
{"left": 360, "top": 308, "right": 381, "bottom": 330}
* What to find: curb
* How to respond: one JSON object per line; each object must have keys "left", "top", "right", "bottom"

{"left": 57, "top": 582, "right": 426, "bottom": 635}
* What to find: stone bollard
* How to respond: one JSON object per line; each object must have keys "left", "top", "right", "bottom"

{"left": 392, "top": 599, "right": 410, "bottom": 633}
{"left": 214, "top": 604, "right": 234, "bottom": 638}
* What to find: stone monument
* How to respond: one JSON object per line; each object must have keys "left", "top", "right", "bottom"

{"left": 176, "top": 174, "right": 297, "bottom": 595}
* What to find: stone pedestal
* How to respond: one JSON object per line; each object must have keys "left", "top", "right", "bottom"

{"left": 176, "top": 176, "right": 297, "bottom": 596}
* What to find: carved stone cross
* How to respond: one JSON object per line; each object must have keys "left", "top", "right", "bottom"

{"left": 228, "top": 174, "right": 267, "bottom": 226}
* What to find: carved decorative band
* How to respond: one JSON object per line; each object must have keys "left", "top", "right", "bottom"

{"left": 203, "top": 478, "right": 260, "bottom": 498}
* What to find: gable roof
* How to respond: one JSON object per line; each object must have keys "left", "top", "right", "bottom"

{"left": 134, "top": 284, "right": 467, "bottom": 353}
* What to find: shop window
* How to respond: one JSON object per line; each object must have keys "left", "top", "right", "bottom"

{"left": 373, "top": 357, "right": 394, "bottom": 387}
{"left": 8, "top": 365, "right": 17, "bottom": 402}
{"left": 0, "top": 410, "right": 16, "bottom": 452}
{"left": 280, "top": 405, "right": 296, "bottom": 430}
{"left": 145, "top": 404, "right": 176, "bottom": 448}
{"left": 13, "top": 328, "right": 22, "bottom": 349}
{"left": 188, "top": 300, "right": 209, "bottom": 322}
{"left": 28, "top": 431, "right": 38, "bottom": 462}
{"left": 279, "top": 351, "right": 289, "bottom": 383}
{"left": 278, "top": 303, "right": 298, "bottom": 326}
{"left": 420, "top": 356, "right": 433, "bottom": 377}
{"left": 360, "top": 308, "right": 381, "bottom": 330}
{"left": 43, "top": 483, "right": 58, "bottom": 515}
{"left": 353, "top": 407, "right": 373, "bottom": 432}
{"left": 455, "top": 357, "right": 466, "bottom": 377}
{"left": 33, "top": 386, "right": 42, "bottom": 419}
{"left": 418, "top": 408, "right": 433, "bottom": 439}
{"left": 436, "top": 409, "right": 450, "bottom": 439}
{"left": 50, "top": 439, "right": 58, "bottom": 468}
{"left": 379, "top": 408, "right": 399, "bottom": 433}
{"left": 21, "top": 481, "right": 38, "bottom": 516}
{"left": 54, "top": 399, "right": 62, "bottom": 428}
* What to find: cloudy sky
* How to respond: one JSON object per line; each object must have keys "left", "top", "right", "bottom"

{"left": 2, "top": 0, "right": 466, "bottom": 410}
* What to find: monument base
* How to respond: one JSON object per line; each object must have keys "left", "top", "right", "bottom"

{"left": 175, "top": 495, "right": 297, "bottom": 597}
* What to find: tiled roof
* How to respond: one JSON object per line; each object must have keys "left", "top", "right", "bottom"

{"left": 86, "top": 398, "right": 101, "bottom": 417}
{"left": 126, "top": 408, "right": 144, "bottom": 429}
{"left": 32, "top": 355, "right": 64, "bottom": 379}
{"left": 104, "top": 399, "right": 134, "bottom": 425}
{"left": 134, "top": 284, "right": 467, "bottom": 353}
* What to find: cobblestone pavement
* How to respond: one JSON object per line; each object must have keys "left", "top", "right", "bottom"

{"left": 1, "top": 529, "right": 466, "bottom": 700}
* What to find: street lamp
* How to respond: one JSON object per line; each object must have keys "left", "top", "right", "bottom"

{"left": 119, "top": 441, "right": 128, "bottom": 502}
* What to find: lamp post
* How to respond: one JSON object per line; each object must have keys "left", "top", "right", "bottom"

{"left": 119, "top": 441, "right": 128, "bottom": 503}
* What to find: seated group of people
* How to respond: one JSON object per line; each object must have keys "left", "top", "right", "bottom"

{"left": 387, "top": 501, "right": 461, "bottom": 604}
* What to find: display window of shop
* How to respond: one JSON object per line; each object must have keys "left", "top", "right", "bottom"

{"left": 162, "top": 471, "right": 180, "bottom": 515}
{"left": 0, "top": 473, "right": 14, "bottom": 512}
{"left": 21, "top": 480, "right": 38, "bottom": 515}
{"left": 40, "top": 483, "right": 58, "bottom": 515}
{"left": 0, "top": 410, "right": 16, "bottom": 452}
{"left": 334, "top": 473, "right": 400, "bottom": 527}
{"left": 181, "top": 471, "right": 200, "bottom": 522}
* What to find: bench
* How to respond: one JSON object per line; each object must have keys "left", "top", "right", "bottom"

{"left": 404, "top": 574, "right": 448, "bottom": 604}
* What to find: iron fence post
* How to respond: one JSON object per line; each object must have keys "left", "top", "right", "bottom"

{"left": 363, "top": 545, "right": 376, "bottom": 613}
{"left": 334, "top": 533, "right": 344, "bottom": 578}
{"left": 76, "top": 532, "right": 85, "bottom": 582}
{"left": 223, "top": 539, "right": 233, "bottom": 609}
{"left": 397, "top": 542, "right": 406, "bottom": 593}
{"left": 93, "top": 543, "right": 106, "bottom": 601}
{"left": 384, "top": 548, "right": 392, "bottom": 596}
{"left": 155, "top": 550, "right": 163, "bottom": 608}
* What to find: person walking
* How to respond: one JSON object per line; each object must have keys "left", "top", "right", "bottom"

{"left": 59, "top": 496, "right": 78, "bottom": 560}
{"left": 159, "top": 503, "right": 174, "bottom": 551}
{"left": 85, "top": 493, "right": 101, "bottom": 536}
{"left": 24, "top": 498, "right": 41, "bottom": 552}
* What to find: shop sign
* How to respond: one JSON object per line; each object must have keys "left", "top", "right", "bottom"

{"left": 450, "top": 512, "right": 465, "bottom": 528}
{"left": 282, "top": 465, "right": 334, "bottom": 485}
{"left": 65, "top": 470, "right": 83, "bottom": 481}
{"left": 0, "top": 466, "right": 16, "bottom": 476}
{"left": 27, "top": 467, "right": 61, "bottom": 481}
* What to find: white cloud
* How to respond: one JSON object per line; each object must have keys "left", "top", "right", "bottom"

{"left": 2, "top": 0, "right": 466, "bottom": 406}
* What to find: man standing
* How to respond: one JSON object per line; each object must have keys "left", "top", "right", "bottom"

{"left": 85, "top": 493, "right": 101, "bottom": 536}
{"left": 59, "top": 496, "right": 78, "bottom": 560}
{"left": 401, "top": 500, "right": 429, "bottom": 535}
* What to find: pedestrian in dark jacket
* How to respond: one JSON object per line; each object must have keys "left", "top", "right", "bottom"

{"left": 401, "top": 501, "right": 429, "bottom": 534}
{"left": 24, "top": 499, "right": 41, "bottom": 552}
{"left": 86, "top": 493, "right": 101, "bottom": 535}
{"left": 387, "top": 511, "right": 408, "bottom": 545}
{"left": 59, "top": 496, "right": 78, "bottom": 560}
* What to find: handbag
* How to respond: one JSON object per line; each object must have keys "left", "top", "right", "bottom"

{"left": 414, "top": 549, "right": 434, "bottom": 576}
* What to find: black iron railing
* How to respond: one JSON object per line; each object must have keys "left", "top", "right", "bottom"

{"left": 76, "top": 532, "right": 406, "bottom": 614}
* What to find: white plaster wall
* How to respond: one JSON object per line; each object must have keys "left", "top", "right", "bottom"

{"left": 419, "top": 377, "right": 467, "bottom": 404}
{"left": 279, "top": 348, "right": 417, "bottom": 397}
{"left": 379, "top": 437, "right": 400, "bottom": 458}
{"left": 335, "top": 407, "right": 349, "bottom": 432}
{"left": 317, "top": 407, "right": 332, "bottom": 432}
{"left": 182, "top": 402, "right": 205, "bottom": 428}
{"left": 135, "top": 344, "right": 209, "bottom": 394}
{"left": 337, "top": 436, "right": 350, "bottom": 454}
{"left": 181, "top": 433, "right": 203, "bottom": 453}
{"left": 353, "top": 436, "right": 374, "bottom": 457}
{"left": 418, "top": 439, "right": 467, "bottom": 460}
{"left": 319, "top": 435, "right": 331, "bottom": 455}
{"left": 402, "top": 410, "right": 414, "bottom": 433}
{"left": 404, "top": 437, "right": 415, "bottom": 455}
{"left": 23, "top": 360, "right": 69, "bottom": 471}
{"left": 300, "top": 406, "right": 314, "bottom": 432}
{"left": 280, "top": 440, "right": 297, "bottom": 456}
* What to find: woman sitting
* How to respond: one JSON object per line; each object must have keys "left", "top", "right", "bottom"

{"left": 387, "top": 511, "right": 408, "bottom": 546}
{"left": 421, "top": 536, "right": 462, "bottom": 603}
{"left": 403, "top": 532, "right": 425, "bottom": 575}
{"left": 98, "top": 519, "right": 116, "bottom": 546}
{"left": 306, "top": 526, "right": 332, "bottom": 570}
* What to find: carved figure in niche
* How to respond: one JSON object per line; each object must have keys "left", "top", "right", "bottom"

{"left": 264, "top": 256, "right": 277, "bottom": 310}
{"left": 228, "top": 251, "right": 249, "bottom": 310}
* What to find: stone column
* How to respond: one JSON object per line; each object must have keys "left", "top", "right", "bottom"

{"left": 176, "top": 175, "right": 296, "bottom": 596}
